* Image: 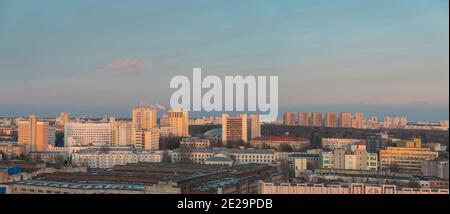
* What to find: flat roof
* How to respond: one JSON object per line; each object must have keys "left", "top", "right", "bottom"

{"left": 288, "top": 153, "right": 320, "bottom": 158}
{"left": 252, "top": 136, "right": 307, "bottom": 142}
{"left": 173, "top": 147, "right": 276, "bottom": 154}
{"left": 16, "top": 179, "right": 145, "bottom": 191}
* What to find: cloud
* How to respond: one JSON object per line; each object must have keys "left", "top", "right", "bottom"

{"left": 105, "top": 59, "right": 151, "bottom": 73}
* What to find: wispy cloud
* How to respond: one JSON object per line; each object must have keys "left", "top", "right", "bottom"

{"left": 101, "top": 59, "right": 152, "bottom": 74}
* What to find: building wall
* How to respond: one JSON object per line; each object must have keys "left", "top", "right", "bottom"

{"left": 0, "top": 143, "right": 26, "bottom": 158}
{"left": 422, "top": 159, "right": 449, "bottom": 179}
{"left": 310, "top": 112, "right": 322, "bottom": 127}
{"left": 10, "top": 184, "right": 143, "bottom": 194}
{"left": 298, "top": 112, "right": 309, "bottom": 126}
{"left": 132, "top": 107, "right": 157, "bottom": 129}
{"left": 167, "top": 109, "right": 189, "bottom": 137}
{"left": 64, "top": 123, "right": 112, "bottom": 147}
{"left": 352, "top": 112, "right": 365, "bottom": 129}
{"left": 379, "top": 147, "right": 438, "bottom": 173}
{"left": 35, "top": 122, "right": 49, "bottom": 152}
{"left": 180, "top": 138, "right": 210, "bottom": 149}
{"left": 17, "top": 116, "right": 50, "bottom": 153}
{"left": 170, "top": 149, "right": 277, "bottom": 165}
{"left": 144, "top": 129, "right": 160, "bottom": 151}
{"left": 247, "top": 114, "right": 261, "bottom": 140}
{"left": 324, "top": 112, "right": 337, "bottom": 127}
{"left": 222, "top": 114, "right": 247, "bottom": 143}
{"left": 71, "top": 150, "right": 162, "bottom": 168}
{"left": 294, "top": 158, "right": 308, "bottom": 177}
{"left": 283, "top": 112, "right": 296, "bottom": 126}
{"left": 259, "top": 182, "right": 449, "bottom": 194}
{"left": 339, "top": 112, "right": 352, "bottom": 128}
{"left": 111, "top": 121, "right": 131, "bottom": 147}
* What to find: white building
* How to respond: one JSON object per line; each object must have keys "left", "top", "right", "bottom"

{"left": 321, "top": 152, "right": 334, "bottom": 169}
{"left": 204, "top": 153, "right": 234, "bottom": 166}
{"left": 71, "top": 148, "right": 162, "bottom": 168}
{"left": 294, "top": 157, "right": 308, "bottom": 177}
{"left": 366, "top": 153, "right": 378, "bottom": 171}
{"left": 47, "top": 144, "right": 110, "bottom": 156}
{"left": 64, "top": 122, "right": 112, "bottom": 147}
{"left": 320, "top": 147, "right": 378, "bottom": 171}
{"left": 322, "top": 138, "right": 363, "bottom": 150}
{"left": 111, "top": 121, "right": 131, "bottom": 147}
{"left": 169, "top": 147, "right": 277, "bottom": 165}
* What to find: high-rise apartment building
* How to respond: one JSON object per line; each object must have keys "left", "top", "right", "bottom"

{"left": 144, "top": 129, "right": 160, "bottom": 151}
{"left": 132, "top": 107, "right": 157, "bottom": 129}
{"left": 111, "top": 121, "right": 131, "bottom": 147}
{"left": 131, "top": 128, "right": 160, "bottom": 151}
{"left": 283, "top": 112, "right": 296, "bottom": 126}
{"left": 351, "top": 112, "right": 365, "bottom": 129}
{"left": 247, "top": 114, "right": 261, "bottom": 141}
{"left": 18, "top": 115, "right": 50, "bottom": 153}
{"left": 324, "top": 112, "right": 337, "bottom": 127}
{"left": 167, "top": 109, "right": 189, "bottom": 137}
{"left": 298, "top": 112, "right": 310, "bottom": 126}
{"left": 310, "top": 112, "right": 323, "bottom": 127}
{"left": 383, "top": 116, "right": 407, "bottom": 129}
{"left": 339, "top": 112, "right": 353, "bottom": 128}
{"left": 365, "top": 116, "right": 379, "bottom": 129}
{"left": 222, "top": 114, "right": 248, "bottom": 143}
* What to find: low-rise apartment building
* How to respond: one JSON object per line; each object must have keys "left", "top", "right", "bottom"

{"left": 71, "top": 147, "right": 163, "bottom": 168}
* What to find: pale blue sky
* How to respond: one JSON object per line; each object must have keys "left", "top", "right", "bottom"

{"left": 0, "top": 0, "right": 448, "bottom": 120}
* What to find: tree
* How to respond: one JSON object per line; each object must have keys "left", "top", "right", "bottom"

{"left": 278, "top": 144, "right": 293, "bottom": 152}
{"left": 278, "top": 160, "right": 291, "bottom": 182}
{"left": 159, "top": 137, "right": 182, "bottom": 150}
{"left": 225, "top": 140, "right": 246, "bottom": 149}
{"left": 309, "top": 131, "right": 322, "bottom": 149}
{"left": 389, "top": 163, "right": 400, "bottom": 173}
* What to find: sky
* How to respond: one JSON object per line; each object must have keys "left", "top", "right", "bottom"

{"left": 0, "top": 0, "right": 448, "bottom": 121}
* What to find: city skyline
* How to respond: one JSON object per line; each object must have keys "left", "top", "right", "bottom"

{"left": 0, "top": 104, "right": 448, "bottom": 122}
{"left": 1, "top": 0, "right": 448, "bottom": 120}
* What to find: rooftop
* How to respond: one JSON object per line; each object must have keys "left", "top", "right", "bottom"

{"left": 288, "top": 153, "right": 321, "bottom": 158}
{"left": 205, "top": 156, "right": 233, "bottom": 163}
{"left": 15, "top": 179, "right": 145, "bottom": 191}
{"left": 174, "top": 147, "right": 276, "bottom": 154}
{"left": 252, "top": 136, "right": 307, "bottom": 142}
